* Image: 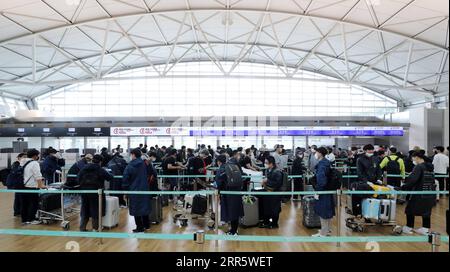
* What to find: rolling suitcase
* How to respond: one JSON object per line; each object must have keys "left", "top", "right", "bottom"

{"left": 240, "top": 195, "right": 259, "bottom": 228}
{"left": 380, "top": 199, "right": 396, "bottom": 222}
{"left": 39, "top": 193, "right": 61, "bottom": 212}
{"left": 149, "top": 196, "right": 163, "bottom": 224}
{"left": 102, "top": 196, "right": 120, "bottom": 228}
{"left": 302, "top": 196, "right": 321, "bottom": 229}
{"left": 191, "top": 195, "right": 207, "bottom": 215}
{"left": 362, "top": 198, "right": 381, "bottom": 220}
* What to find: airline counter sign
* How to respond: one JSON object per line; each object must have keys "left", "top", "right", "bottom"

{"left": 111, "top": 127, "right": 189, "bottom": 136}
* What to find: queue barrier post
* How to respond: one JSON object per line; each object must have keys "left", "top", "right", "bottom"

{"left": 336, "top": 189, "right": 342, "bottom": 247}
{"left": 214, "top": 189, "right": 219, "bottom": 235}
{"left": 429, "top": 232, "right": 441, "bottom": 252}
{"left": 194, "top": 230, "right": 205, "bottom": 244}
{"left": 98, "top": 189, "right": 103, "bottom": 245}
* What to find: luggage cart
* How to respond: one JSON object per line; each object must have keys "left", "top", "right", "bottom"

{"left": 172, "top": 180, "right": 216, "bottom": 229}
{"left": 345, "top": 190, "right": 398, "bottom": 233}
{"left": 38, "top": 183, "right": 81, "bottom": 231}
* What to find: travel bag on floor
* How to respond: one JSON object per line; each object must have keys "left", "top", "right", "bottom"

{"left": 102, "top": 196, "right": 120, "bottom": 228}
{"left": 380, "top": 199, "right": 396, "bottom": 222}
{"left": 39, "top": 192, "right": 61, "bottom": 212}
{"left": 362, "top": 198, "right": 381, "bottom": 220}
{"left": 240, "top": 195, "right": 259, "bottom": 228}
{"left": 302, "top": 195, "right": 321, "bottom": 229}
{"left": 149, "top": 196, "right": 163, "bottom": 224}
{"left": 191, "top": 194, "right": 207, "bottom": 215}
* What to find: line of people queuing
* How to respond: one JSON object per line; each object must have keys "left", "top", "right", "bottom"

{"left": 4, "top": 143, "right": 448, "bottom": 237}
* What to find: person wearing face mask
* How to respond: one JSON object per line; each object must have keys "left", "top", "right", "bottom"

{"left": 308, "top": 145, "right": 319, "bottom": 174}
{"left": 78, "top": 154, "right": 113, "bottom": 232}
{"left": 356, "top": 144, "right": 383, "bottom": 184}
{"left": 215, "top": 155, "right": 244, "bottom": 235}
{"left": 41, "top": 148, "right": 65, "bottom": 184}
{"left": 20, "top": 149, "right": 46, "bottom": 225}
{"left": 122, "top": 149, "right": 152, "bottom": 233}
{"left": 107, "top": 152, "right": 128, "bottom": 208}
{"left": 271, "top": 145, "right": 284, "bottom": 170}
{"left": 259, "top": 156, "right": 283, "bottom": 229}
{"left": 291, "top": 150, "right": 306, "bottom": 200}
{"left": 398, "top": 151, "right": 436, "bottom": 236}
{"left": 241, "top": 148, "right": 259, "bottom": 171}
{"left": 312, "top": 147, "right": 335, "bottom": 237}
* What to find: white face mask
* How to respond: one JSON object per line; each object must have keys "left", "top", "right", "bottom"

{"left": 314, "top": 153, "right": 320, "bottom": 160}
{"left": 366, "top": 153, "right": 374, "bottom": 157}
{"left": 264, "top": 163, "right": 269, "bottom": 168}
{"left": 413, "top": 160, "right": 418, "bottom": 166}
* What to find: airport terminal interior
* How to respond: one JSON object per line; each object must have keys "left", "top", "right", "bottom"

{"left": 0, "top": 0, "right": 449, "bottom": 253}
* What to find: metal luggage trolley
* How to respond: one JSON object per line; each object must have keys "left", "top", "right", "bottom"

{"left": 345, "top": 189, "right": 398, "bottom": 233}
{"left": 172, "top": 180, "right": 216, "bottom": 229}
{"left": 38, "top": 174, "right": 81, "bottom": 230}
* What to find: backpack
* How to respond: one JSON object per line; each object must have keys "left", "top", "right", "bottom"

{"left": 386, "top": 156, "right": 401, "bottom": 175}
{"left": 79, "top": 167, "right": 102, "bottom": 189}
{"left": 326, "top": 168, "right": 343, "bottom": 190}
{"left": 420, "top": 170, "right": 436, "bottom": 199}
{"left": 224, "top": 164, "right": 243, "bottom": 189}
{"left": 6, "top": 160, "right": 34, "bottom": 189}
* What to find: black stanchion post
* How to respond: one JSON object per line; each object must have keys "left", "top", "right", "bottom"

{"left": 98, "top": 189, "right": 103, "bottom": 245}
{"left": 336, "top": 189, "right": 342, "bottom": 247}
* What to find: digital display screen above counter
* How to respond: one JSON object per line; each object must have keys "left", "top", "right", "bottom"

{"left": 110, "top": 127, "right": 404, "bottom": 137}
{"left": 0, "top": 127, "right": 110, "bottom": 137}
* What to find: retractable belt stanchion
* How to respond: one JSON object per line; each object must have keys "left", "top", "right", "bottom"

{"left": 429, "top": 232, "right": 441, "bottom": 252}
{"left": 336, "top": 189, "right": 342, "bottom": 247}
{"left": 98, "top": 189, "right": 103, "bottom": 245}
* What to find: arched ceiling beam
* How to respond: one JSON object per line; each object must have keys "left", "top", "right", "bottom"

{"left": 0, "top": 8, "right": 447, "bottom": 52}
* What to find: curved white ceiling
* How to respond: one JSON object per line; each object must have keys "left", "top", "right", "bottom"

{"left": 0, "top": 0, "right": 448, "bottom": 106}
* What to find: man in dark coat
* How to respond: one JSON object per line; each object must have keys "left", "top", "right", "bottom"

{"left": 108, "top": 152, "right": 128, "bottom": 207}
{"left": 399, "top": 151, "right": 436, "bottom": 236}
{"left": 291, "top": 151, "right": 306, "bottom": 200}
{"left": 100, "top": 148, "right": 112, "bottom": 168}
{"left": 42, "top": 148, "right": 65, "bottom": 184}
{"left": 357, "top": 144, "right": 382, "bottom": 184}
{"left": 259, "top": 156, "right": 283, "bottom": 229}
{"left": 122, "top": 149, "right": 152, "bottom": 233}
{"left": 312, "top": 147, "right": 335, "bottom": 237}
{"left": 78, "top": 154, "right": 113, "bottom": 232}
{"left": 215, "top": 155, "right": 244, "bottom": 235}
{"left": 66, "top": 154, "right": 93, "bottom": 187}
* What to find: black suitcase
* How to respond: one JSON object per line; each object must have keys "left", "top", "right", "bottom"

{"left": 149, "top": 196, "right": 163, "bottom": 224}
{"left": 39, "top": 193, "right": 61, "bottom": 212}
{"left": 302, "top": 196, "right": 321, "bottom": 229}
{"left": 191, "top": 195, "right": 207, "bottom": 215}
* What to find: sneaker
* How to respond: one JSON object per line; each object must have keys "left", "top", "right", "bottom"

{"left": 258, "top": 223, "right": 270, "bottom": 229}
{"left": 414, "top": 227, "right": 430, "bottom": 236}
{"left": 268, "top": 224, "right": 279, "bottom": 229}
{"left": 402, "top": 226, "right": 413, "bottom": 234}
{"left": 120, "top": 205, "right": 127, "bottom": 209}
{"left": 312, "top": 231, "right": 330, "bottom": 237}
{"left": 132, "top": 229, "right": 145, "bottom": 233}
{"left": 21, "top": 222, "right": 31, "bottom": 226}
{"left": 226, "top": 231, "right": 238, "bottom": 236}
{"left": 30, "top": 220, "right": 41, "bottom": 225}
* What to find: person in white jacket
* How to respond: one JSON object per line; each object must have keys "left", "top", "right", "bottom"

{"left": 432, "top": 146, "right": 449, "bottom": 197}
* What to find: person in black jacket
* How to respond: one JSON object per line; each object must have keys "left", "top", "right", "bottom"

{"left": 291, "top": 151, "right": 306, "bottom": 200}
{"left": 259, "top": 156, "right": 283, "bottom": 229}
{"left": 100, "top": 148, "right": 112, "bottom": 168}
{"left": 399, "top": 151, "right": 436, "bottom": 236}
{"left": 78, "top": 155, "right": 113, "bottom": 232}
{"left": 66, "top": 154, "right": 93, "bottom": 187}
{"left": 357, "top": 144, "right": 382, "bottom": 184}
{"left": 215, "top": 155, "right": 244, "bottom": 235}
{"left": 107, "top": 152, "right": 128, "bottom": 207}
{"left": 42, "top": 148, "right": 65, "bottom": 184}
{"left": 10, "top": 153, "right": 26, "bottom": 216}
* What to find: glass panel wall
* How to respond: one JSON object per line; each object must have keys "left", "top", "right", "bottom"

{"left": 86, "top": 137, "right": 109, "bottom": 153}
